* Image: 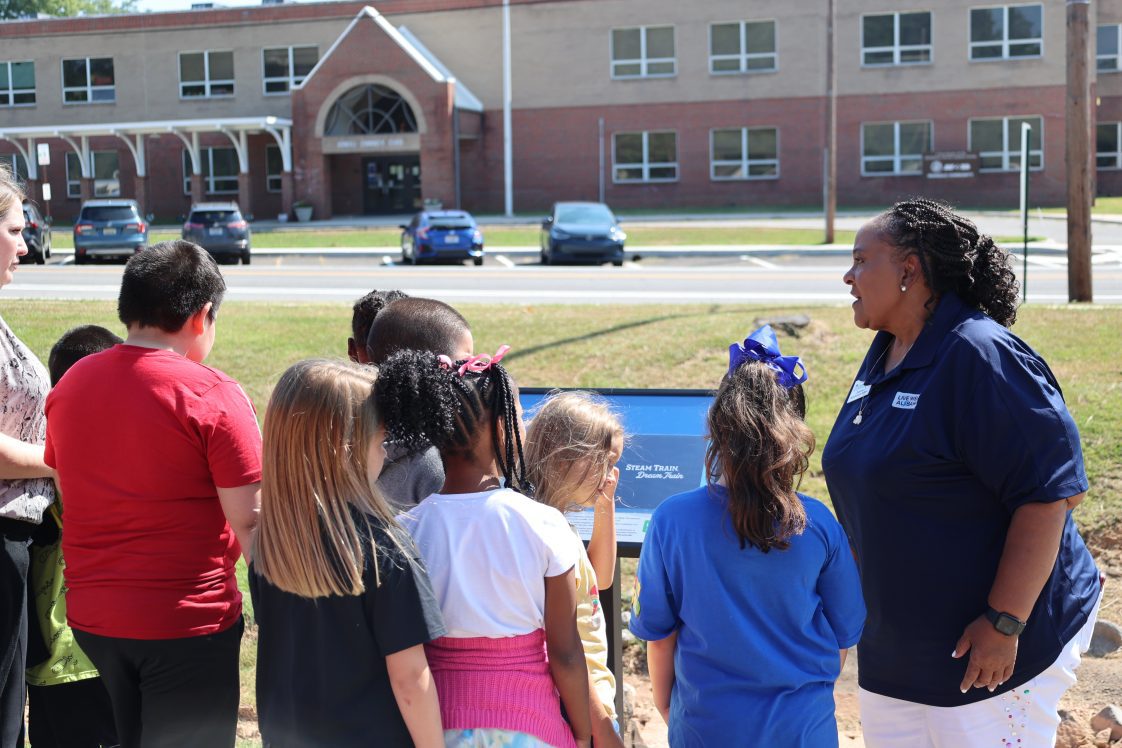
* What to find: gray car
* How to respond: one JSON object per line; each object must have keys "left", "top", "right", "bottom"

{"left": 182, "top": 202, "right": 251, "bottom": 265}
{"left": 540, "top": 202, "right": 626, "bottom": 266}
{"left": 73, "top": 199, "right": 148, "bottom": 265}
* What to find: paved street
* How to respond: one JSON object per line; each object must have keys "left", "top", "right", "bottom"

{"left": 7, "top": 250, "right": 1122, "bottom": 305}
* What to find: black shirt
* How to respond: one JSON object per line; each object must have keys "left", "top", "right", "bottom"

{"left": 250, "top": 514, "right": 446, "bottom": 747}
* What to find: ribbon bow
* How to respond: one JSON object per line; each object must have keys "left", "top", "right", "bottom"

{"left": 727, "top": 325, "right": 808, "bottom": 388}
{"left": 437, "top": 345, "right": 511, "bottom": 377}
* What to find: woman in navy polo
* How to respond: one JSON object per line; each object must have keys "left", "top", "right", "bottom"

{"left": 821, "top": 198, "right": 1100, "bottom": 747}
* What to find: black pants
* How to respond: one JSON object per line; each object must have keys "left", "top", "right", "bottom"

{"left": 27, "top": 679, "right": 119, "bottom": 748}
{"left": 1, "top": 518, "right": 34, "bottom": 748}
{"left": 73, "top": 618, "right": 243, "bottom": 748}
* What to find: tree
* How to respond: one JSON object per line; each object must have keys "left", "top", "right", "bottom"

{"left": 1, "top": 0, "right": 137, "bottom": 20}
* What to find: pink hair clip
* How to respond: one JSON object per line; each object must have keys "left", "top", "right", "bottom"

{"left": 446, "top": 345, "right": 511, "bottom": 377}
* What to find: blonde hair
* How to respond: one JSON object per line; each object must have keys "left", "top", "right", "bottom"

{"left": 525, "top": 391, "right": 624, "bottom": 513}
{"left": 254, "top": 358, "right": 397, "bottom": 598}
{"left": 0, "top": 162, "right": 25, "bottom": 218}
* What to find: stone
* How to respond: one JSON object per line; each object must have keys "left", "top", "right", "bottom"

{"left": 1056, "top": 710, "right": 1098, "bottom": 748}
{"left": 1090, "top": 705, "right": 1122, "bottom": 741}
{"left": 621, "top": 610, "right": 632, "bottom": 626}
{"left": 754, "top": 314, "right": 811, "bottom": 337}
{"left": 621, "top": 629, "right": 636, "bottom": 646}
{"left": 1088, "top": 620, "right": 1122, "bottom": 658}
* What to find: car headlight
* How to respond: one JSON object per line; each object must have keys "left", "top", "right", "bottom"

{"left": 610, "top": 228, "right": 627, "bottom": 242}
{"left": 551, "top": 228, "right": 570, "bottom": 239}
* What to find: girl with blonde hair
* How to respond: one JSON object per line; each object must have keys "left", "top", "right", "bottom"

{"left": 250, "top": 358, "right": 446, "bottom": 748}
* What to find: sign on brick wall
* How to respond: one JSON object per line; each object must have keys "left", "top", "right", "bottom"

{"left": 924, "top": 152, "right": 980, "bottom": 179}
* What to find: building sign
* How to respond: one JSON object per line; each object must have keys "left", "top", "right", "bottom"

{"left": 321, "top": 133, "right": 420, "bottom": 155}
{"left": 924, "top": 152, "right": 980, "bottom": 179}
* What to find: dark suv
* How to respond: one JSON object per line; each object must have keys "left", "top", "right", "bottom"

{"left": 182, "top": 203, "right": 251, "bottom": 265}
{"left": 73, "top": 199, "right": 148, "bottom": 265}
{"left": 20, "top": 199, "right": 51, "bottom": 265}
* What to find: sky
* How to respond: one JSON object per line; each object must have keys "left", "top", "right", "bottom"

{"left": 133, "top": 0, "right": 316, "bottom": 13}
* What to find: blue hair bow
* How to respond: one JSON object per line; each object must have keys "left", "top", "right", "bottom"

{"left": 727, "top": 325, "right": 809, "bottom": 388}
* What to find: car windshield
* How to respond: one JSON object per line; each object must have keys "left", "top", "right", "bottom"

{"left": 429, "top": 216, "right": 473, "bottom": 230}
{"left": 191, "top": 211, "right": 240, "bottom": 223}
{"left": 81, "top": 206, "right": 138, "bottom": 222}
{"left": 556, "top": 205, "right": 613, "bottom": 224}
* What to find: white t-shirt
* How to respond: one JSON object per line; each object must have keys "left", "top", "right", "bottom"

{"left": 401, "top": 488, "right": 578, "bottom": 638}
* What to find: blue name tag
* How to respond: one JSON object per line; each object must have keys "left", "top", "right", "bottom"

{"left": 892, "top": 392, "right": 920, "bottom": 409}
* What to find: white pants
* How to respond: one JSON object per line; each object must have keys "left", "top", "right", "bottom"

{"left": 860, "top": 593, "right": 1101, "bottom": 748}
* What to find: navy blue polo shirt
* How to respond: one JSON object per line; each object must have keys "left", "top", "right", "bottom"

{"left": 821, "top": 292, "right": 1099, "bottom": 707}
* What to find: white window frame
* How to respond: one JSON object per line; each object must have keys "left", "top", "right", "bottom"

{"left": 610, "top": 26, "right": 677, "bottom": 79}
{"left": 1097, "top": 122, "right": 1122, "bottom": 170}
{"left": 968, "top": 116, "right": 1044, "bottom": 172}
{"left": 265, "top": 144, "right": 283, "bottom": 192}
{"left": 860, "top": 121, "right": 933, "bottom": 176}
{"left": 860, "top": 11, "right": 933, "bottom": 67}
{"left": 709, "top": 127, "right": 780, "bottom": 181}
{"left": 60, "top": 57, "right": 115, "bottom": 104}
{"left": 178, "top": 50, "right": 235, "bottom": 99}
{"left": 969, "top": 4, "right": 1044, "bottom": 61}
{"left": 182, "top": 147, "right": 240, "bottom": 194}
{"left": 0, "top": 60, "right": 35, "bottom": 107}
{"left": 1, "top": 153, "right": 28, "bottom": 181}
{"left": 262, "top": 45, "right": 318, "bottom": 95}
{"left": 708, "top": 20, "right": 778, "bottom": 75}
{"left": 64, "top": 151, "right": 122, "bottom": 197}
{"left": 612, "top": 131, "right": 679, "bottom": 184}
{"left": 1098, "top": 24, "right": 1122, "bottom": 73}
{"left": 90, "top": 151, "right": 121, "bottom": 197}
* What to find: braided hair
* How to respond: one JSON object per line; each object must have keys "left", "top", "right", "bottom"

{"left": 874, "top": 198, "right": 1020, "bottom": 327}
{"left": 374, "top": 349, "right": 531, "bottom": 494}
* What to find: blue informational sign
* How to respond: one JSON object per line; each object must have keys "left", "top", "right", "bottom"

{"left": 520, "top": 388, "right": 714, "bottom": 549}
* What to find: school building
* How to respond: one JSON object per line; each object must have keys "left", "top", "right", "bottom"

{"left": 0, "top": 0, "right": 1119, "bottom": 221}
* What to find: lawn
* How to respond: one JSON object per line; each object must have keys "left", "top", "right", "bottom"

{"left": 5, "top": 299, "right": 1119, "bottom": 745}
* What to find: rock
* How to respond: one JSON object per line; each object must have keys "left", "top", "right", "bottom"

{"left": 622, "top": 682, "right": 636, "bottom": 721}
{"left": 1056, "top": 710, "right": 1098, "bottom": 748}
{"left": 754, "top": 314, "right": 811, "bottom": 338}
{"left": 621, "top": 629, "right": 637, "bottom": 646}
{"left": 1088, "top": 621, "right": 1122, "bottom": 657}
{"left": 621, "top": 610, "right": 632, "bottom": 626}
{"left": 1090, "top": 705, "right": 1122, "bottom": 741}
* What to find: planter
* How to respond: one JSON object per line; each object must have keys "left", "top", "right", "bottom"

{"left": 293, "top": 205, "right": 313, "bottom": 222}
{"left": 277, "top": 213, "right": 289, "bottom": 223}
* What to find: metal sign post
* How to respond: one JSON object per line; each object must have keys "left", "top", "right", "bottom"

{"left": 1021, "top": 123, "right": 1030, "bottom": 303}
{"left": 36, "top": 143, "right": 52, "bottom": 222}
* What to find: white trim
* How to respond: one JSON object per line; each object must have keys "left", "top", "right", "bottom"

{"left": 1096, "top": 121, "right": 1122, "bottom": 170}
{"left": 182, "top": 146, "right": 239, "bottom": 196}
{"left": 0, "top": 116, "right": 292, "bottom": 140}
{"left": 860, "top": 11, "right": 933, "bottom": 68}
{"left": 262, "top": 44, "right": 319, "bottom": 96}
{"left": 612, "top": 130, "right": 679, "bottom": 184}
{"left": 968, "top": 3, "right": 1044, "bottom": 62}
{"left": 860, "top": 120, "right": 934, "bottom": 176}
{"left": 0, "top": 60, "right": 36, "bottom": 108}
{"left": 709, "top": 126, "right": 780, "bottom": 181}
{"left": 178, "top": 50, "right": 235, "bottom": 99}
{"left": 1097, "top": 24, "right": 1122, "bottom": 74}
{"left": 967, "top": 115, "right": 1044, "bottom": 172}
{"left": 610, "top": 25, "right": 677, "bottom": 80}
{"left": 265, "top": 143, "right": 283, "bottom": 192}
{"left": 60, "top": 56, "right": 115, "bottom": 105}
{"left": 397, "top": 26, "right": 484, "bottom": 112}
{"left": 708, "top": 20, "right": 778, "bottom": 75}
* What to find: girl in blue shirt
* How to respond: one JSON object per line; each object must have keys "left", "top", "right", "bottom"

{"left": 630, "top": 326, "right": 866, "bottom": 748}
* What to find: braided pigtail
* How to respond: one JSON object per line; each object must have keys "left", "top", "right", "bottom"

{"left": 488, "top": 364, "right": 531, "bottom": 494}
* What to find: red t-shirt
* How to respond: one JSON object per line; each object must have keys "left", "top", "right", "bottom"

{"left": 45, "top": 345, "right": 262, "bottom": 640}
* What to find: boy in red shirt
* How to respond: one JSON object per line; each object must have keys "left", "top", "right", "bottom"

{"left": 44, "top": 241, "right": 261, "bottom": 748}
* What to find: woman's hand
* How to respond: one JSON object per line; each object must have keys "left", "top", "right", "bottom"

{"left": 952, "top": 615, "right": 1018, "bottom": 693}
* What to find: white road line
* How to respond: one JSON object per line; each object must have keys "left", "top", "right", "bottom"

{"left": 494, "top": 254, "right": 515, "bottom": 268}
{"left": 745, "top": 256, "right": 779, "bottom": 269}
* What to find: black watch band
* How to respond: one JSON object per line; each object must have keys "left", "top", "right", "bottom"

{"left": 985, "top": 606, "right": 1027, "bottom": 636}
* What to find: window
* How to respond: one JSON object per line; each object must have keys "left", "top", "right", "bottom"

{"left": 1, "top": 153, "right": 28, "bottom": 181}
{"left": 861, "top": 121, "right": 932, "bottom": 175}
{"left": 970, "top": 5, "right": 1043, "bottom": 60}
{"left": 613, "top": 131, "right": 678, "bottom": 183}
{"left": 1097, "top": 123, "right": 1122, "bottom": 169}
{"left": 709, "top": 21, "right": 777, "bottom": 74}
{"left": 65, "top": 152, "right": 81, "bottom": 198}
{"left": 263, "top": 46, "right": 318, "bottom": 94}
{"left": 1098, "top": 25, "right": 1122, "bottom": 72}
{"left": 710, "top": 128, "right": 778, "bottom": 180}
{"left": 179, "top": 51, "right": 234, "bottom": 98}
{"left": 611, "top": 26, "right": 676, "bottom": 79}
{"left": 62, "top": 57, "right": 115, "bottom": 103}
{"left": 182, "top": 148, "right": 239, "bottom": 194}
{"left": 968, "top": 116, "right": 1043, "bottom": 171}
{"left": 265, "top": 145, "right": 283, "bottom": 192}
{"left": 862, "top": 12, "right": 932, "bottom": 66}
{"left": 64, "top": 151, "right": 121, "bottom": 197}
{"left": 0, "top": 61, "right": 35, "bottom": 107}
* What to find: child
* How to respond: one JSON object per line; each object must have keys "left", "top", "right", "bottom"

{"left": 525, "top": 391, "right": 625, "bottom": 748}
{"left": 629, "top": 325, "right": 866, "bottom": 747}
{"left": 24, "top": 325, "right": 123, "bottom": 748}
{"left": 44, "top": 241, "right": 262, "bottom": 748}
{"left": 250, "top": 359, "right": 446, "bottom": 748}
{"left": 348, "top": 288, "right": 407, "bottom": 364}
{"left": 376, "top": 347, "right": 593, "bottom": 748}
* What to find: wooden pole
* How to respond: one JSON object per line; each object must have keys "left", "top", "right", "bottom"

{"left": 1067, "top": 0, "right": 1093, "bottom": 301}
{"left": 824, "top": 0, "right": 837, "bottom": 243}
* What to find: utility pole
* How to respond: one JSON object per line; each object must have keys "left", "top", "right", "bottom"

{"left": 1066, "top": 0, "right": 1093, "bottom": 301}
{"left": 824, "top": 0, "right": 837, "bottom": 243}
{"left": 502, "top": 0, "right": 514, "bottom": 217}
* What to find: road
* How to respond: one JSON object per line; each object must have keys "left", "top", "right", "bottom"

{"left": 7, "top": 251, "right": 1122, "bottom": 305}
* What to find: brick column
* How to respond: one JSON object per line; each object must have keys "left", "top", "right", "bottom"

{"left": 237, "top": 172, "right": 253, "bottom": 219}
{"left": 280, "top": 171, "right": 294, "bottom": 220}
{"left": 134, "top": 176, "right": 149, "bottom": 219}
{"left": 80, "top": 177, "right": 94, "bottom": 203}
{"left": 190, "top": 173, "right": 205, "bottom": 206}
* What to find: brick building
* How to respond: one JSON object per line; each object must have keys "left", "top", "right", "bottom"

{"left": 0, "top": 0, "right": 1117, "bottom": 220}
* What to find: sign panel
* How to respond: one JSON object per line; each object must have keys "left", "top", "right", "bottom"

{"left": 321, "top": 133, "right": 420, "bottom": 155}
{"left": 36, "top": 143, "right": 50, "bottom": 166}
{"left": 41, "top": 183, "right": 51, "bottom": 202}
{"left": 520, "top": 388, "right": 713, "bottom": 550}
{"left": 924, "top": 151, "right": 980, "bottom": 179}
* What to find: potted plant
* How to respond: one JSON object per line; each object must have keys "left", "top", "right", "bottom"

{"left": 292, "top": 200, "right": 314, "bottom": 223}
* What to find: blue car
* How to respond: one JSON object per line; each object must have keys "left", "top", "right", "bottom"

{"left": 400, "top": 210, "right": 484, "bottom": 266}
{"left": 540, "top": 202, "right": 625, "bottom": 266}
{"left": 73, "top": 199, "right": 148, "bottom": 265}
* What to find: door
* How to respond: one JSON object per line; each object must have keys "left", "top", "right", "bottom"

{"left": 362, "top": 156, "right": 421, "bottom": 215}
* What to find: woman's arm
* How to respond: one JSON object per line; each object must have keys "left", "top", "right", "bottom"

{"left": 648, "top": 630, "right": 678, "bottom": 725}
{"left": 0, "top": 432, "right": 53, "bottom": 480}
{"left": 587, "top": 467, "right": 619, "bottom": 588}
{"left": 386, "top": 644, "right": 444, "bottom": 748}
{"left": 545, "top": 569, "right": 592, "bottom": 748}
{"left": 953, "top": 498, "right": 1072, "bottom": 692}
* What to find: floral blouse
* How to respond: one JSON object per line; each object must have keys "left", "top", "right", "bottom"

{"left": 0, "top": 313, "right": 53, "bottom": 522}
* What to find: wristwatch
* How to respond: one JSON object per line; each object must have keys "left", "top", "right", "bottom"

{"left": 985, "top": 606, "right": 1027, "bottom": 636}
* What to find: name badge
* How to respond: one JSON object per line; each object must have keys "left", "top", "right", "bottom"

{"left": 847, "top": 380, "right": 871, "bottom": 403}
{"left": 892, "top": 392, "right": 920, "bottom": 409}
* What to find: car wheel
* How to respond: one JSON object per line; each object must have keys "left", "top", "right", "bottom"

{"left": 540, "top": 245, "right": 552, "bottom": 265}
{"left": 612, "top": 259, "right": 623, "bottom": 267}
{"left": 401, "top": 241, "right": 414, "bottom": 265}
{"left": 74, "top": 253, "right": 87, "bottom": 266}
{"left": 241, "top": 251, "right": 251, "bottom": 265}
{"left": 34, "top": 250, "right": 45, "bottom": 265}
{"left": 473, "top": 256, "right": 484, "bottom": 267}
{"left": 44, "top": 241, "right": 51, "bottom": 260}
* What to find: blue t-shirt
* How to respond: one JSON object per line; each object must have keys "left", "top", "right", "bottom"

{"left": 629, "top": 485, "right": 865, "bottom": 748}
{"left": 821, "top": 292, "right": 1099, "bottom": 707}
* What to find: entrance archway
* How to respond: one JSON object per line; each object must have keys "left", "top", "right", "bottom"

{"left": 324, "top": 83, "right": 419, "bottom": 136}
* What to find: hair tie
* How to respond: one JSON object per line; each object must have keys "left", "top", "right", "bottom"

{"left": 437, "top": 345, "right": 511, "bottom": 377}
{"left": 728, "top": 325, "right": 808, "bottom": 388}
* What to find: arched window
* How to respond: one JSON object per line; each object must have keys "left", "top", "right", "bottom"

{"left": 324, "top": 84, "right": 418, "bottom": 136}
